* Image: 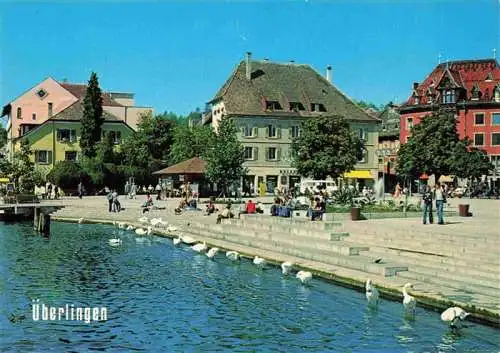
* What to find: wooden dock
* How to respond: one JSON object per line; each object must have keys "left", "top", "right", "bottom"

{"left": 0, "top": 202, "right": 66, "bottom": 235}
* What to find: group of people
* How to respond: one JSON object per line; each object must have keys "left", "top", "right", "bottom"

{"left": 421, "top": 182, "right": 447, "bottom": 225}
{"left": 106, "top": 189, "right": 121, "bottom": 212}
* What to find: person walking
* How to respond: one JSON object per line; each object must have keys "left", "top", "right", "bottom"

{"left": 77, "top": 181, "right": 84, "bottom": 199}
{"left": 155, "top": 182, "right": 162, "bottom": 201}
{"left": 107, "top": 190, "right": 113, "bottom": 212}
{"left": 435, "top": 182, "right": 446, "bottom": 225}
{"left": 421, "top": 184, "right": 433, "bottom": 225}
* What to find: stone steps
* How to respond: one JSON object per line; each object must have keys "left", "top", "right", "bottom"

{"left": 182, "top": 223, "right": 407, "bottom": 277}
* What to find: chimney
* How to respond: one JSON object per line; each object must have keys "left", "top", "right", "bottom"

{"left": 326, "top": 65, "right": 332, "bottom": 83}
{"left": 413, "top": 82, "right": 419, "bottom": 90}
{"left": 246, "top": 52, "right": 252, "bottom": 80}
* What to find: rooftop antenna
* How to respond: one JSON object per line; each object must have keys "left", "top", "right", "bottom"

{"left": 493, "top": 48, "right": 497, "bottom": 60}
{"left": 438, "top": 52, "right": 442, "bottom": 64}
{"left": 445, "top": 57, "right": 449, "bottom": 70}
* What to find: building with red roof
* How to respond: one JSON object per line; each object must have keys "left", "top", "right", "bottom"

{"left": 398, "top": 58, "right": 500, "bottom": 185}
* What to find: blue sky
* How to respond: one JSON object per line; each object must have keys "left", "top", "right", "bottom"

{"left": 1, "top": 1, "right": 498, "bottom": 116}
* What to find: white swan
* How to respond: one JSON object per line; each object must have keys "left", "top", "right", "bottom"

{"left": 78, "top": 218, "right": 84, "bottom": 224}
{"left": 281, "top": 261, "right": 294, "bottom": 275}
{"left": 206, "top": 247, "right": 219, "bottom": 259}
{"left": 108, "top": 238, "right": 122, "bottom": 246}
{"left": 441, "top": 307, "right": 470, "bottom": 328}
{"left": 135, "top": 228, "right": 147, "bottom": 236}
{"left": 403, "top": 283, "right": 416, "bottom": 315}
{"left": 117, "top": 222, "right": 127, "bottom": 229}
{"left": 191, "top": 242, "right": 207, "bottom": 253}
{"left": 181, "top": 235, "right": 196, "bottom": 245}
{"left": 253, "top": 256, "right": 266, "bottom": 268}
{"left": 226, "top": 251, "right": 240, "bottom": 261}
{"left": 365, "top": 279, "right": 380, "bottom": 306}
{"left": 146, "top": 226, "right": 153, "bottom": 235}
{"left": 296, "top": 271, "right": 313, "bottom": 285}
{"left": 126, "top": 225, "right": 135, "bottom": 231}
{"left": 138, "top": 216, "right": 149, "bottom": 224}
{"left": 173, "top": 237, "right": 182, "bottom": 246}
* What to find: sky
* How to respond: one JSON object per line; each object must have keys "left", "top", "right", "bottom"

{"left": 1, "top": 0, "right": 499, "bottom": 116}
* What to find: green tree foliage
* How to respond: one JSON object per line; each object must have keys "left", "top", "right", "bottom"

{"left": 354, "top": 100, "right": 385, "bottom": 112}
{"left": 80, "top": 72, "right": 104, "bottom": 158}
{"left": 11, "top": 139, "right": 39, "bottom": 193}
{"left": 97, "top": 131, "right": 115, "bottom": 164}
{"left": 396, "top": 109, "right": 493, "bottom": 180}
{"left": 47, "top": 161, "right": 87, "bottom": 190}
{"left": 169, "top": 124, "right": 215, "bottom": 164}
{"left": 204, "top": 117, "right": 247, "bottom": 195}
{"left": 291, "top": 115, "right": 364, "bottom": 180}
{"left": 0, "top": 126, "right": 7, "bottom": 149}
{"left": 80, "top": 156, "right": 107, "bottom": 188}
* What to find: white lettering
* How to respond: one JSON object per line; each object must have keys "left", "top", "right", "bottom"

{"left": 58, "top": 307, "right": 64, "bottom": 320}
{"left": 49, "top": 307, "right": 56, "bottom": 320}
{"left": 84, "top": 308, "right": 91, "bottom": 323}
{"left": 32, "top": 300, "right": 40, "bottom": 321}
{"left": 42, "top": 304, "right": 49, "bottom": 320}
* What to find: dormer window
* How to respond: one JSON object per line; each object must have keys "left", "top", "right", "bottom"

{"left": 494, "top": 85, "right": 500, "bottom": 103}
{"left": 265, "top": 100, "right": 282, "bottom": 111}
{"left": 471, "top": 85, "right": 481, "bottom": 100}
{"left": 414, "top": 96, "right": 420, "bottom": 105}
{"left": 485, "top": 72, "right": 493, "bottom": 82}
{"left": 36, "top": 88, "right": 48, "bottom": 99}
{"left": 289, "top": 102, "right": 305, "bottom": 111}
{"left": 311, "top": 103, "right": 326, "bottom": 112}
{"left": 442, "top": 90, "right": 455, "bottom": 104}
{"left": 426, "top": 88, "right": 434, "bottom": 104}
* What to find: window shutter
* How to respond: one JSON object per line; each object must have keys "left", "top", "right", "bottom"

{"left": 241, "top": 126, "right": 245, "bottom": 135}
{"left": 252, "top": 127, "right": 258, "bottom": 137}
{"left": 289, "top": 127, "right": 293, "bottom": 139}
{"left": 277, "top": 127, "right": 281, "bottom": 139}
{"left": 265, "top": 148, "right": 269, "bottom": 161}
{"left": 48, "top": 151, "right": 53, "bottom": 164}
{"left": 34, "top": 151, "right": 39, "bottom": 163}
{"left": 277, "top": 148, "right": 281, "bottom": 161}
{"left": 253, "top": 147, "right": 258, "bottom": 160}
{"left": 56, "top": 130, "right": 61, "bottom": 141}
{"left": 70, "top": 130, "right": 76, "bottom": 142}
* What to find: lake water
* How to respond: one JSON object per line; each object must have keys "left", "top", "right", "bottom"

{"left": 0, "top": 222, "right": 498, "bottom": 352}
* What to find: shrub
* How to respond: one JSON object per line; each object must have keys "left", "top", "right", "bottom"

{"left": 47, "top": 161, "right": 88, "bottom": 190}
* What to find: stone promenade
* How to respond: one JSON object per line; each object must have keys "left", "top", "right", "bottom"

{"left": 48, "top": 195, "right": 500, "bottom": 326}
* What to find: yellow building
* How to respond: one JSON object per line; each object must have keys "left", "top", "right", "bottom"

{"left": 13, "top": 101, "right": 133, "bottom": 174}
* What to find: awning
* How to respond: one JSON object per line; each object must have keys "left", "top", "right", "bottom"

{"left": 439, "top": 175, "right": 454, "bottom": 183}
{"left": 153, "top": 157, "right": 206, "bottom": 175}
{"left": 0, "top": 178, "right": 10, "bottom": 183}
{"left": 343, "top": 170, "right": 373, "bottom": 179}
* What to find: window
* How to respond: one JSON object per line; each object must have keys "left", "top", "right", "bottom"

{"left": 104, "top": 131, "right": 122, "bottom": 144}
{"left": 48, "top": 102, "right": 53, "bottom": 117}
{"left": 65, "top": 151, "right": 77, "bottom": 161}
{"left": 358, "top": 128, "right": 366, "bottom": 141}
{"left": 494, "top": 86, "right": 500, "bottom": 102}
{"left": 442, "top": 90, "right": 455, "bottom": 104}
{"left": 289, "top": 102, "right": 305, "bottom": 111}
{"left": 57, "top": 129, "right": 76, "bottom": 142}
{"left": 492, "top": 133, "right": 500, "bottom": 146}
{"left": 244, "top": 147, "right": 253, "bottom": 160}
{"left": 474, "top": 113, "right": 485, "bottom": 125}
{"left": 474, "top": 133, "right": 484, "bottom": 146}
{"left": 32, "top": 113, "right": 36, "bottom": 120}
{"left": 37, "top": 89, "right": 48, "bottom": 99}
{"left": 17, "top": 107, "right": 22, "bottom": 119}
{"left": 490, "top": 155, "right": 500, "bottom": 172}
{"left": 267, "top": 125, "right": 277, "bottom": 138}
{"left": 267, "top": 147, "right": 277, "bottom": 160}
{"left": 290, "top": 125, "right": 300, "bottom": 138}
{"left": 265, "top": 101, "right": 282, "bottom": 111}
{"left": 242, "top": 125, "right": 256, "bottom": 137}
{"left": 492, "top": 113, "right": 500, "bottom": 126}
{"left": 414, "top": 96, "right": 420, "bottom": 105}
{"left": 406, "top": 118, "right": 413, "bottom": 130}
{"left": 35, "top": 150, "right": 52, "bottom": 164}
{"left": 311, "top": 103, "right": 327, "bottom": 112}
{"left": 471, "top": 86, "right": 481, "bottom": 100}
{"left": 358, "top": 149, "right": 367, "bottom": 163}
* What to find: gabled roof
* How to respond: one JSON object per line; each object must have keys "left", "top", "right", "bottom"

{"left": 153, "top": 157, "right": 206, "bottom": 175}
{"left": 60, "top": 83, "right": 123, "bottom": 107}
{"left": 210, "top": 59, "right": 378, "bottom": 122}
{"left": 403, "top": 59, "right": 500, "bottom": 106}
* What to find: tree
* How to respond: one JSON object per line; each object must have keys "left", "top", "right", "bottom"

{"left": 47, "top": 161, "right": 87, "bottom": 191}
{"left": 169, "top": 124, "right": 215, "bottom": 164}
{"left": 97, "top": 131, "right": 115, "bottom": 164}
{"left": 80, "top": 72, "right": 104, "bottom": 158}
{"left": 291, "top": 115, "right": 364, "bottom": 180}
{"left": 204, "top": 117, "right": 246, "bottom": 196}
{"left": 354, "top": 100, "right": 385, "bottom": 112}
{"left": 11, "top": 139, "right": 39, "bottom": 193}
{"left": 0, "top": 126, "right": 7, "bottom": 150}
{"left": 396, "top": 109, "right": 493, "bottom": 180}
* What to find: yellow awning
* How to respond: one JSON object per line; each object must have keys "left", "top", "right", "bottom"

{"left": 0, "top": 178, "right": 10, "bottom": 183}
{"left": 344, "top": 170, "right": 373, "bottom": 179}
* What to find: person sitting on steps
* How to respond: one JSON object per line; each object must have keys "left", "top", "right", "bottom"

{"left": 216, "top": 203, "right": 234, "bottom": 224}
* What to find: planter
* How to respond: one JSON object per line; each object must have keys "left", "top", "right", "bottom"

{"left": 458, "top": 204, "right": 470, "bottom": 217}
{"left": 351, "top": 207, "right": 361, "bottom": 221}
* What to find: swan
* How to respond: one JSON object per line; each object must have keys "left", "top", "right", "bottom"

{"left": 173, "top": 237, "right": 182, "bottom": 246}
{"left": 126, "top": 225, "right": 135, "bottom": 231}
{"left": 296, "top": 271, "right": 313, "bottom": 285}
{"left": 181, "top": 235, "right": 196, "bottom": 245}
{"left": 226, "top": 251, "right": 240, "bottom": 261}
{"left": 253, "top": 256, "right": 266, "bottom": 268}
{"left": 441, "top": 307, "right": 470, "bottom": 328}
{"left": 281, "top": 261, "right": 294, "bottom": 275}
{"left": 108, "top": 238, "right": 122, "bottom": 246}
{"left": 135, "top": 228, "right": 147, "bottom": 236}
{"left": 138, "top": 216, "right": 149, "bottom": 224}
{"left": 78, "top": 218, "right": 84, "bottom": 224}
{"left": 403, "top": 283, "right": 416, "bottom": 315}
{"left": 146, "top": 226, "right": 153, "bottom": 235}
{"left": 117, "top": 222, "right": 127, "bottom": 229}
{"left": 191, "top": 242, "right": 207, "bottom": 253}
{"left": 365, "top": 279, "right": 380, "bottom": 306}
{"left": 206, "top": 247, "right": 219, "bottom": 259}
